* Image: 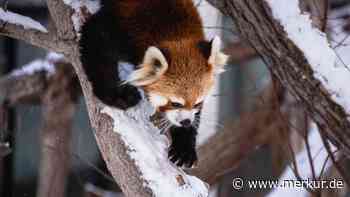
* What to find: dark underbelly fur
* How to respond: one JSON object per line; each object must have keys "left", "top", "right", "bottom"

{"left": 79, "top": 1, "right": 201, "bottom": 167}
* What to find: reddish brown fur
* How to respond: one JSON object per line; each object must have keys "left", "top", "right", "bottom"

{"left": 145, "top": 39, "right": 215, "bottom": 109}
{"left": 109, "top": 0, "right": 215, "bottom": 108}
{"left": 113, "top": 0, "right": 205, "bottom": 59}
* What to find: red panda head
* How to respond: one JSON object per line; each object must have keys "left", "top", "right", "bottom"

{"left": 126, "top": 36, "right": 228, "bottom": 127}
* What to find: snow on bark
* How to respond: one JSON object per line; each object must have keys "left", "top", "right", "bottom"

{"left": 11, "top": 53, "right": 63, "bottom": 77}
{"left": 0, "top": 8, "right": 47, "bottom": 33}
{"left": 62, "top": 0, "right": 100, "bottom": 33}
{"left": 265, "top": 0, "right": 350, "bottom": 116}
{"left": 267, "top": 122, "right": 336, "bottom": 197}
{"left": 101, "top": 62, "right": 209, "bottom": 197}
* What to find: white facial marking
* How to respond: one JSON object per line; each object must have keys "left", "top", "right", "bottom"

{"left": 169, "top": 96, "right": 185, "bottom": 105}
{"left": 195, "top": 95, "right": 205, "bottom": 105}
{"left": 148, "top": 93, "right": 167, "bottom": 107}
{"left": 166, "top": 109, "right": 199, "bottom": 126}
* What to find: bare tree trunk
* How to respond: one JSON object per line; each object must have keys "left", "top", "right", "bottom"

{"left": 37, "top": 63, "right": 78, "bottom": 197}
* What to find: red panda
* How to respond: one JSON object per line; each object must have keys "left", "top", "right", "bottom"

{"left": 79, "top": 0, "right": 228, "bottom": 167}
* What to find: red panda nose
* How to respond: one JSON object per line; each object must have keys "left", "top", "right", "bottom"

{"left": 180, "top": 119, "right": 191, "bottom": 127}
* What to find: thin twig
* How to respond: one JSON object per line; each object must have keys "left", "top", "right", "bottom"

{"left": 320, "top": 131, "right": 350, "bottom": 186}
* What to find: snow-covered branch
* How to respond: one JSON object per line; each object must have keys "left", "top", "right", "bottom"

{"left": 0, "top": 53, "right": 66, "bottom": 105}
{"left": 206, "top": 0, "right": 350, "bottom": 157}
{"left": 265, "top": 0, "right": 350, "bottom": 124}
{"left": 0, "top": 8, "right": 70, "bottom": 53}
{"left": 61, "top": 0, "right": 100, "bottom": 33}
{"left": 0, "top": 8, "right": 47, "bottom": 32}
{"left": 103, "top": 103, "right": 208, "bottom": 197}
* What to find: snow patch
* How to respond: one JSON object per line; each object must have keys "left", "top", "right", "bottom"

{"left": 11, "top": 52, "right": 64, "bottom": 77}
{"left": 102, "top": 62, "right": 208, "bottom": 196}
{"left": 0, "top": 8, "right": 47, "bottom": 33}
{"left": 47, "top": 52, "right": 65, "bottom": 62}
{"left": 265, "top": 0, "right": 350, "bottom": 115}
{"left": 118, "top": 61, "right": 135, "bottom": 81}
{"left": 63, "top": 0, "right": 100, "bottom": 33}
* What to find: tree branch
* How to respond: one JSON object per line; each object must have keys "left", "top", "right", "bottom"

{"left": 206, "top": 0, "right": 350, "bottom": 157}
{"left": 37, "top": 62, "right": 78, "bottom": 197}
{"left": 46, "top": 0, "right": 76, "bottom": 40}
{"left": 0, "top": 71, "right": 46, "bottom": 105}
{"left": 1, "top": 22, "right": 74, "bottom": 56}
{"left": 0, "top": 55, "right": 70, "bottom": 105}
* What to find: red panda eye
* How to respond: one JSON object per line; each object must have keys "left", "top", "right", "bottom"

{"left": 194, "top": 102, "right": 203, "bottom": 108}
{"left": 170, "top": 102, "right": 183, "bottom": 108}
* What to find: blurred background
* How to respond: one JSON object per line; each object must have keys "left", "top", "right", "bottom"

{"left": 0, "top": 0, "right": 350, "bottom": 196}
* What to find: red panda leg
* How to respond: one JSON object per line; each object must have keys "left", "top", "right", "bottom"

{"left": 79, "top": 8, "right": 141, "bottom": 109}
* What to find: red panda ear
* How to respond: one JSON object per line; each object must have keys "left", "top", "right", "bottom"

{"left": 126, "top": 46, "right": 169, "bottom": 86}
{"left": 208, "top": 36, "right": 229, "bottom": 74}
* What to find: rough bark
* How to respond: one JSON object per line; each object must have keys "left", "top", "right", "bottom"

{"left": 67, "top": 48, "right": 155, "bottom": 197}
{"left": 206, "top": 0, "right": 350, "bottom": 156}
{"left": 0, "top": 21, "right": 71, "bottom": 54}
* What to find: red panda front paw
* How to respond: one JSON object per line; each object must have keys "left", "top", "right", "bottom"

{"left": 168, "top": 143, "right": 198, "bottom": 168}
{"left": 168, "top": 126, "right": 198, "bottom": 168}
{"left": 101, "top": 84, "right": 141, "bottom": 110}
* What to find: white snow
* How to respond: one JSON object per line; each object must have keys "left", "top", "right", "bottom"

{"left": 46, "top": 52, "right": 65, "bottom": 62}
{"left": 0, "top": 8, "right": 47, "bottom": 33}
{"left": 118, "top": 61, "right": 135, "bottom": 81}
{"left": 265, "top": 0, "right": 350, "bottom": 116}
{"left": 267, "top": 122, "right": 336, "bottom": 197}
{"left": 63, "top": 0, "right": 100, "bottom": 33}
{"left": 11, "top": 52, "right": 64, "bottom": 77}
{"left": 102, "top": 62, "right": 209, "bottom": 197}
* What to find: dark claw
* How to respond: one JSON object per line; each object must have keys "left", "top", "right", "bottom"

{"left": 168, "top": 125, "right": 198, "bottom": 168}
